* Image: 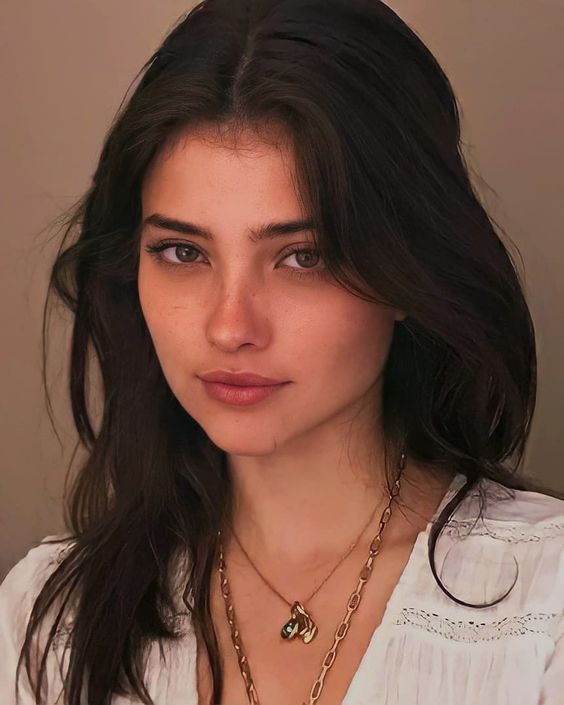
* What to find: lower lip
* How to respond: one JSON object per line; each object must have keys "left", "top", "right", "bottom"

{"left": 201, "top": 380, "right": 290, "bottom": 406}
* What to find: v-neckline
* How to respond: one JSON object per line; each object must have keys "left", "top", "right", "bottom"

{"left": 185, "top": 471, "right": 468, "bottom": 705}
{"left": 340, "top": 470, "right": 468, "bottom": 705}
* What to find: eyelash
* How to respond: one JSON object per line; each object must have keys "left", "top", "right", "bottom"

{"left": 143, "top": 241, "right": 326, "bottom": 280}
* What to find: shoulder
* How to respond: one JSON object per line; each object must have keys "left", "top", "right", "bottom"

{"left": 447, "top": 475, "right": 564, "bottom": 565}
{"left": 459, "top": 475, "right": 564, "bottom": 538}
{"left": 0, "top": 533, "right": 74, "bottom": 610}
{"left": 448, "top": 476, "right": 564, "bottom": 612}
{"left": 475, "top": 481, "right": 564, "bottom": 701}
{"left": 0, "top": 534, "right": 75, "bottom": 704}
{"left": 441, "top": 473, "right": 564, "bottom": 576}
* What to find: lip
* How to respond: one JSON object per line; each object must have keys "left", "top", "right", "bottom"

{"left": 199, "top": 370, "right": 288, "bottom": 386}
{"left": 201, "top": 379, "right": 290, "bottom": 406}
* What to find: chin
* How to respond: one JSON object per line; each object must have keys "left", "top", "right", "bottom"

{"left": 200, "top": 425, "right": 286, "bottom": 458}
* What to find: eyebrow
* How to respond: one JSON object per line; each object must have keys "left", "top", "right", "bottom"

{"left": 141, "top": 213, "right": 315, "bottom": 243}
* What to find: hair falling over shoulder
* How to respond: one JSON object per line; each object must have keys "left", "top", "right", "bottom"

{"left": 19, "top": 1, "right": 555, "bottom": 703}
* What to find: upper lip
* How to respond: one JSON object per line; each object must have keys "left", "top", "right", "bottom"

{"left": 199, "top": 370, "right": 288, "bottom": 386}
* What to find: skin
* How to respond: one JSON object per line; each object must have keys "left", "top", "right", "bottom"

{"left": 137, "top": 121, "right": 457, "bottom": 705}
{"left": 137, "top": 122, "right": 452, "bottom": 580}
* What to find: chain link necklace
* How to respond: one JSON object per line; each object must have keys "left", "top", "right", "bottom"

{"left": 230, "top": 483, "right": 390, "bottom": 645}
{"left": 216, "top": 451, "right": 405, "bottom": 705}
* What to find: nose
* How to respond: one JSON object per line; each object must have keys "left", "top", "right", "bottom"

{"left": 205, "top": 275, "right": 271, "bottom": 353}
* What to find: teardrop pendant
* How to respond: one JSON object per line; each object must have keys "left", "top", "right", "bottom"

{"left": 280, "top": 601, "right": 318, "bottom": 644}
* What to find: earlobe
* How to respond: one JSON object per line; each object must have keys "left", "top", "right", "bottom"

{"left": 394, "top": 309, "right": 407, "bottom": 322}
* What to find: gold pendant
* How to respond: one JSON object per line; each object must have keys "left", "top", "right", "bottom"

{"left": 280, "top": 601, "right": 318, "bottom": 644}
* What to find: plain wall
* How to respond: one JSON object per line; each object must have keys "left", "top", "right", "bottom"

{"left": 1, "top": 1, "right": 563, "bottom": 580}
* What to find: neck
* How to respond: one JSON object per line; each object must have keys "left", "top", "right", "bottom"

{"left": 220, "top": 423, "right": 453, "bottom": 574}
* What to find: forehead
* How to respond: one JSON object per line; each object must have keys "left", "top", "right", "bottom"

{"left": 144, "top": 121, "right": 297, "bottom": 189}
{"left": 140, "top": 123, "right": 308, "bottom": 233}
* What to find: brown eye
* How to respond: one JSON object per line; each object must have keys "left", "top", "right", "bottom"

{"left": 144, "top": 241, "right": 205, "bottom": 266}
{"left": 173, "top": 245, "right": 200, "bottom": 263}
{"left": 281, "top": 246, "right": 324, "bottom": 273}
{"left": 295, "top": 249, "right": 319, "bottom": 268}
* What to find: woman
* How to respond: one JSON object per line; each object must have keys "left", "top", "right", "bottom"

{"left": 1, "top": 0, "right": 563, "bottom": 703}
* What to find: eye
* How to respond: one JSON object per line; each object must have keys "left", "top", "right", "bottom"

{"left": 144, "top": 241, "right": 205, "bottom": 266}
{"left": 279, "top": 245, "right": 325, "bottom": 276}
{"left": 143, "top": 240, "right": 326, "bottom": 279}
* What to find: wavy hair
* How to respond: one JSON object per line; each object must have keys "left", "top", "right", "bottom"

{"left": 18, "top": 0, "right": 557, "bottom": 703}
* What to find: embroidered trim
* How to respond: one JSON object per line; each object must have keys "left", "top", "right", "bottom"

{"left": 51, "top": 624, "right": 73, "bottom": 650}
{"left": 442, "top": 519, "right": 564, "bottom": 543}
{"left": 394, "top": 607, "right": 560, "bottom": 642}
{"left": 50, "top": 611, "right": 193, "bottom": 651}
{"left": 169, "top": 610, "right": 191, "bottom": 632}
{"left": 44, "top": 539, "right": 74, "bottom": 568}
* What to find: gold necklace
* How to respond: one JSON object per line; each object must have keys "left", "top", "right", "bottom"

{"left": 230, "top": 489, "right": 388, "bottom": 645}
{"left": 216, "top": 452, "right": 405, "bottom": 705}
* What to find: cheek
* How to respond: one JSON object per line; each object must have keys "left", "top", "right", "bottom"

{"left": 298, "top": 301, "right": 397, "bottom": 390}
{"left": 140, "top": 304, "right": 201, "bottom": 404}
{"left": 138, "top": 275, "right": 196, "bottom": 368}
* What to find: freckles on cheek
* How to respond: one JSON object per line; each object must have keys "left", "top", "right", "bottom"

{"left": 139, "top": 286, "right": 187, "bottom": 347}
{"left": 139, "top": 271, "right": 192, "bottom": 323}
{"left": 152, "top": 305, "right": 194, "bottom": 341}
{"left": 325, "top": 304, "right": 396, "bottom": 372}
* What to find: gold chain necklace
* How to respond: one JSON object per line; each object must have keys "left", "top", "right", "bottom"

{"left": 230, "top": 487, "right": 389, "bottom": 645}
{"left": 216, "top": 452, "right": 404, "bottom": 705}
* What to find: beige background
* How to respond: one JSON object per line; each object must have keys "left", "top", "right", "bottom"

{"left": 1, "top": 1, "right": 563, "bottom": 580}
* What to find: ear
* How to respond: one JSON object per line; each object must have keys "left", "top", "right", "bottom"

{"left": 394, "top": 309, "right": 407, "bottom": 322}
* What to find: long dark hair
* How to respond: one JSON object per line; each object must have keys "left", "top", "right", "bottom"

{"left": 18, "top": 1, "right": 558, "bottom": 703}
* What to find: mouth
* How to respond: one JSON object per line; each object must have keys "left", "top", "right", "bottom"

{"left": 199, "top": 370, "right": 289, "bottom": 385}
{"left": 200, "top": 379, "right": 290, "bottom": 407}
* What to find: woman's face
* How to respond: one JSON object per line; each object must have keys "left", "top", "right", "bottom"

{"left": 138, "top": 124, "right": 405, "bottom": 456}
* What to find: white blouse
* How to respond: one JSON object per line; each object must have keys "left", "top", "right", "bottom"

{"left": 2, "top": 472, "right": 564, "bottom": 705}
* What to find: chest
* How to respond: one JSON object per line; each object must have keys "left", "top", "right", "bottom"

{"left": 134, "top": 514, "right": 561, "bottom": 705}
{"left": 196, "top": 541, "right": 417, "bottom": 705}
